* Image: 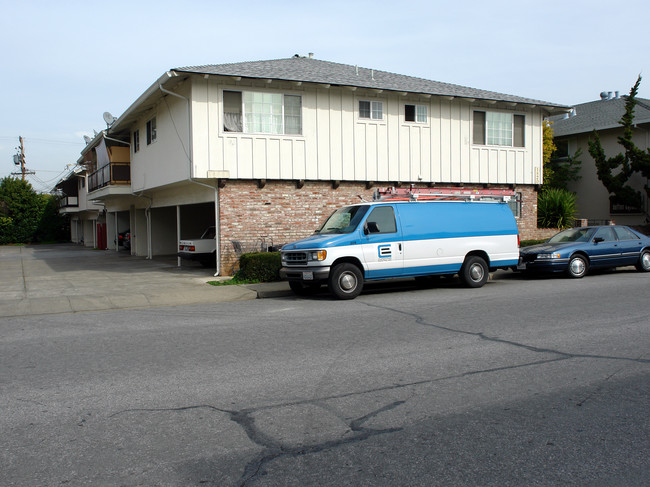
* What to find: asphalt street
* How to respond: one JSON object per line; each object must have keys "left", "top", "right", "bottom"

{"left": 1, "top": 257, "right": 649, "bottom": 486}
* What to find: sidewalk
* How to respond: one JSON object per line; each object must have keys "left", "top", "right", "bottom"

{"left": 0, "top": 244, "right": 292, "bottom": 318}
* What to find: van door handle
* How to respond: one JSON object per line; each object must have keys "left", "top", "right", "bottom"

{"left": 399, "top": 243, "right": 402, "bottom": 251}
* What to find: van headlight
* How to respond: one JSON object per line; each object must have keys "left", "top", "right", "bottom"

{"left": 310, "top": 250, "right": 327, "bottom": 261}
{"left": 536, "top": 253, "right": 561, "bottom": 259}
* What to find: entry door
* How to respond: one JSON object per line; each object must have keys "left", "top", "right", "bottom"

{"left": 360, "top": 205, "right": 404, "bottom": 278}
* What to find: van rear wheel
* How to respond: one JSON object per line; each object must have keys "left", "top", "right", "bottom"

{"left": 459, "top": 256, "right": 489, "bottom": 288}
{"left": 328, "top": 263, "right": 363, "bottom": 299}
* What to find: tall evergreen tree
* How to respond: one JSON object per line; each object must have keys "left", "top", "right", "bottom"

{"left": 588, "top": 75, "right": 650, "bottom": 210}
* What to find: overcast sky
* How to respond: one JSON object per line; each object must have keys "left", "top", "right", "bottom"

{"left": 1, "top": 0, "right": 649, "bottom": 192}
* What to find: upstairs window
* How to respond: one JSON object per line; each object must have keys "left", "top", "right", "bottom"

{"left": 473, "top": 111, "right": 525, "bottom": 147}
{"left": 146, "top": 117, "right": 157, "bottom": 145}
{"left": 223, "top": 90, "right": 302, "bottom": 135}
{"left": 132, "top": 130, "right": 140, "bottom": 153}
{"left": 359, "top": 100, "right": 383, "bottom": 120}
{"left": 405, "top": 104, "right": 427, "bottom": 123}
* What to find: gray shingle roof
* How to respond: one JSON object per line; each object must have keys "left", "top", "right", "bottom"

{"left": 549, "top": 96, "right": 650, "bottom": 137}
{"left": 174, "top": 57, "right": 566, "bottom": 108}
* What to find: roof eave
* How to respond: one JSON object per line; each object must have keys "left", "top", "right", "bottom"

{"left": 108, "top": 71, "right": 180, "bottom": 134}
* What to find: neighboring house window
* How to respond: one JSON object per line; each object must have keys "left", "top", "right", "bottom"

{"left": 133, "top": 130, "right": 140, "bottom": 153}
{"left": 473, "top": 111, "right": 525, "bottom": 147}
{"left": 223, "top": 90, "right": 302, "bottom": 135}
{"left": 146, "top": 118, "right": 157, "bottom": 145}
{"left": 405, "top": 104, "right": 427, "bottom": 123}
{"left": 359, "top": 100, "right": 383, "bottom": 120}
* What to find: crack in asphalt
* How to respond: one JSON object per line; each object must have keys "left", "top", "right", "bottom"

{"left": 110, "top": 401, "right": 404, "bottom": 487}
{"left": 107, "top": 302, "right": 647, "bottom": 485}
{"left": 364, "top": 302, "right": 650, "bottom": 365}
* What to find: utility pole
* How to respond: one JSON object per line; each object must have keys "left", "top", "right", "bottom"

{"left": 11, "top": 136, "right": 35, "bottom": 180}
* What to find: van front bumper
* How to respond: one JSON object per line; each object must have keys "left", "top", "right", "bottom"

{"left": 280, "top": 266, "right": 331, "bottom": 282}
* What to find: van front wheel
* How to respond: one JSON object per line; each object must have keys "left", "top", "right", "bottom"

{"left": 329, "top": 263, "right": 364, "bottom": 299}
{"left": 459, "top": 256, "right": 489, "bottom": 288}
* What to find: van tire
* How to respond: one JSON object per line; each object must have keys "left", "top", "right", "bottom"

{"left": 459, "top": 256, "right": 489, "bottom": 288}
{"left": 329, "top": 263, "right": 363, "bottom": 299}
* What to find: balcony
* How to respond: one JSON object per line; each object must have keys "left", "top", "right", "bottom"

{"left": 59, "top": 196, "right": 79, "bottom": 207}
{"left": 88, "top": 162, "right": 130, "bottom": 193}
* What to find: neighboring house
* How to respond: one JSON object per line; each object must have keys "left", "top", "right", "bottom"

{"left": 70, "top": 56, "right": 568, "bottom": 274}
{"left": 54, "top": 164, "right": 104, "bottom": 247}
{"left": 550, "top": 91, "right": 650, "bottom": 225}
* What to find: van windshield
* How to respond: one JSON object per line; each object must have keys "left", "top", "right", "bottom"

{"left": 317, "top": 205, "right": 369, "bottom": 234}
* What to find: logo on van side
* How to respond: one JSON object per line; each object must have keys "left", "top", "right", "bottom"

{"left": 378, "top": 245, "right": 392, "bottom": 261}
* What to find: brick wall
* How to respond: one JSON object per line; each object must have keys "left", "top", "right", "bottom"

{"left": 218, "top": 180, "right": 549, "bottom": 275}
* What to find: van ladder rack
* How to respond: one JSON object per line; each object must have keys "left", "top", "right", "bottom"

{"left": 373, "top": 186, "right": 515, "bottom": 203}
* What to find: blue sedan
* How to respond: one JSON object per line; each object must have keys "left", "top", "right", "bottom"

{"left": 519, "top": 225, "right": 650, "bottom": 278}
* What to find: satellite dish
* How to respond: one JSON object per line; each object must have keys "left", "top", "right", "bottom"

{"left": 103, "top": 112, "right": 116, "bottom": 126}
{"left": 83, "top": 135, "right": 92, "bottom": 144}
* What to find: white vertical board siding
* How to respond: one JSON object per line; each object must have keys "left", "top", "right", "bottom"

{"left": 191, "top": 78, "right": 210, "bottom": 176}
{"left": 192, "top": 77, "right": 544, "bottom": 186}
{"left": 459, "top": 104, "right": 473, "bottom": 182}
{"left": 341, "top": 93, "right": 355, "bottom": 181}
{"left": 329, "top": 91, "right": 343, "bottom": 180}
{"left": 429, "top": 99, "right": 442, "bottom": 182}
{"left": 449, "top": 102, "right": 462, "bottom": 182}
{"left": 440, "top": 101, "right": 452, "bottom": 181}
{"left": 316, "top": 90, "right": 331, "bottom": 180}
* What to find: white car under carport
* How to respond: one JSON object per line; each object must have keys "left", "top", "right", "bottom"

{"left": 178, "top": 226, "right": 216, "bottom": 267}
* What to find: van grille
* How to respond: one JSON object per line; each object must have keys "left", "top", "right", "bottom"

{"left": 283, "top": 252, "right": 308, "bottom": 265}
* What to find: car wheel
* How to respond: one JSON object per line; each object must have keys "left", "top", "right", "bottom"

{"left": 567, "top": 254, "right": 588, "bottom": 278}
{"left": 459, "top": 256, "right": 489, "bottom": 288}
{"left": 289, "top": 281, "right": 321, "bottom": 296}
{"left": 328, "top": 263, "right": 363, "bottom": 299}
{"left": 636, "top": 250, "right": 650, "bottom": 272}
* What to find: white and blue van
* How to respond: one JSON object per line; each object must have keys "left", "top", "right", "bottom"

{"left": 280, "top": 197, "right": 520, "bottom": 299}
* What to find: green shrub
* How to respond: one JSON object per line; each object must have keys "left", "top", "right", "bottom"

{"left": 238, "top": 251, "right": 282, "bottom": 282}
{"left": 520, "top": 239, "right": 548, "bottom": 247}
{"left": 537, "top": 188, "right": 577, "bottom": 229}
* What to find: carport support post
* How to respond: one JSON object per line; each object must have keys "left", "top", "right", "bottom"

{"left": 177, "top": 205, "right": 181, "bottom": 267}
{"left": 115, "top": 212, "right": 119, "bottom": 252}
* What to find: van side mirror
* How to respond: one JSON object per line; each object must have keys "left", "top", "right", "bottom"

{"left": 363, "top": 222, "right": 369, "bottom": 235}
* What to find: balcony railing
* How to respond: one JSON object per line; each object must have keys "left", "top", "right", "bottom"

{"left": 59, "top": 196, "right": 79, "bottom": 207}
{"left": 88, "top": 162, "right": 130, "bottom": 192}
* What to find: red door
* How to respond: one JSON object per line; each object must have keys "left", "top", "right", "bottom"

{"left": 96, "top": 223, "right": 107, "bottom": 250}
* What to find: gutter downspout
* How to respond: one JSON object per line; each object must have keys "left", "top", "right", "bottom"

{"left": 159, "top": 80, "right": 221, "bottom": 276}
{"left": 132, "top": 190, "right": 153, "bottom": 259}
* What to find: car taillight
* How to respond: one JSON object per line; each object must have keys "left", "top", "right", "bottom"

{"left": 189, "top": 246, "right": 195, "bottom": 251}
{"left": 179, "top": 245, "right": 183, "bottom": 251}
{"left": 517, "top": 235, "right": 520, "bottom": 247}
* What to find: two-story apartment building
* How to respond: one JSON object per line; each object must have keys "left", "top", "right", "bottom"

{"left": 69, "top": 56, "right": 568, "bottom": 274}
{"left": 55, "top": 163, "right": 104, "bottom": 247}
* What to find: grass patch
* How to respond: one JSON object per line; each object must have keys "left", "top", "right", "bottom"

{"left": 207, "top": 273, "right": 260, "bottom": 286}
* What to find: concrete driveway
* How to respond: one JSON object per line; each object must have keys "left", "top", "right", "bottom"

{"left": 0, "top": 244, "right": 280, "bottom": 317}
